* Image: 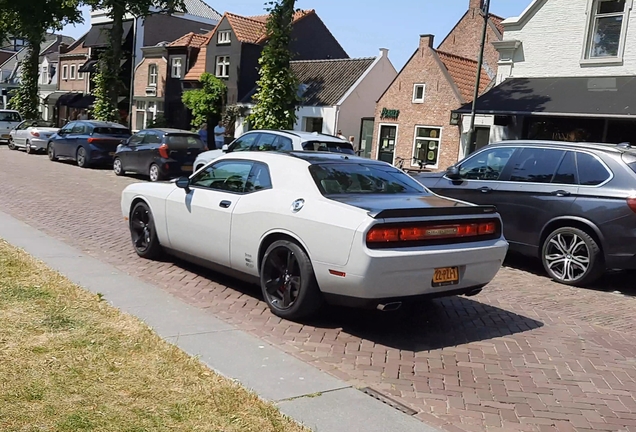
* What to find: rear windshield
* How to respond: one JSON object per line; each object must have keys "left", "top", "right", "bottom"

{"left": 0, "top": 112, "right": 21, "bottom": 122}
{"left": 94, "top": 127, "right": 131, "bottom": 135}
{"left": 165, "top": 134, "right": 205, "bottom": 148}
{"left": 302, "top": 140, "right": 355, "bottom": 155}
{"left": 309, "top": 163, "right": 427, "bottom": 195}
{"left": 622, "top": 152, "right": 636, "bottom": 174}
{"left": 28, "top": 120, "right": 54, "bottom": 127}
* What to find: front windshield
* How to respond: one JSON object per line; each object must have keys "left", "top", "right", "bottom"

{"left": 29, "top": 120, "right": 54, "bottom": 127}
{"left": 309, "top": 162, "right": 427, "bottom": 195}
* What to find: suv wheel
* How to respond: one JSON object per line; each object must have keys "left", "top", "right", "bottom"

{"left": 541, "top": 227, "right": 603, "bottom": 287}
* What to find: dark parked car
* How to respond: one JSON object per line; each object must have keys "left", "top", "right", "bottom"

{"left": 413, "top": 141, "right": 636, "bottom": 286}
{"left": 48, "top": 121, "right": 131, "bottom": 168}
{"left": 113, "top": 128, "right": 207, "bottom": 182}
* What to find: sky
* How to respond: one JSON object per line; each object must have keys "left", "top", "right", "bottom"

{"left": 61, "top": 0, "right": 531, "bottom": 70}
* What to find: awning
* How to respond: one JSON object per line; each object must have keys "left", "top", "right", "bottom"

{"left": 44, "top": 91, "right": 68, "bottom": 105}
{"left": 79, "top": 60, "right": 98, "bottom": 73}
{"left": 84, "top": 20, "right": 134, "bottom": 47}
{"left": 453, "top": 76, "right": 636, "bottom": 119}
{"left": 68, "top": 95, "right": 96, "bottom": 109}
{"left": 56, "top": 93, "right": 82, "bottom": 107}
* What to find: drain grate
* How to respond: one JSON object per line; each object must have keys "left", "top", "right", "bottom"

{"left": 359, "top": 387, "right": 417, "bottom": 416}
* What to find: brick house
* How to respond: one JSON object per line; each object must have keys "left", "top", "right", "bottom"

{"left": 54, "top": 35, "right": 91, "bottom": 126}
{"left": 131, "top": 42, "right": 169, "bottom": 131}
{"left": 166, "top": 9, "right": 349, "bottom": 131}
{"left": 371, "top": 0, "right": 503, "bottom": 171}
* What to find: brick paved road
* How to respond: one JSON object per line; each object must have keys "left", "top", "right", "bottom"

{"left": 2, "top": 146, "right": 636, "bottom": 432}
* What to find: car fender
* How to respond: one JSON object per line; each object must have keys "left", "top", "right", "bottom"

{"left": 539, "top": 216, "right": 605, "bottom": 247}
{"left": 258, "top": 228, "right": 314, "bottom": 262}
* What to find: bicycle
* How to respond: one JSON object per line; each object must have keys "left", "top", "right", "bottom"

{"left": 394, "top": 156, "right": 429, "bottom": 174}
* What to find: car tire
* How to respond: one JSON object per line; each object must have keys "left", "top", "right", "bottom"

{"left": 260, "top": 240, "right": 324, "bottom": 320}
{"left": 129, "top": 201, "right": 162, "bottom": 259}
{"left": 25, "top": 140, "right": 32, "bottom": 154}
{"left": 76, "top": 146, "right": 89, "bottom": 168}
{"left": 541, "top": 226, "right": 604, "bottom": 287}
{"left": 149, "top": 163, "right": 163, "bottom": 182}
{"left": 47, "top": 142, "right": 57, "bottom": 161}
{"left": 113, "top": 157, "right": 124, "bottom": 176}
{"left": 7, "top": 138, "right": 16, "bottom": 150}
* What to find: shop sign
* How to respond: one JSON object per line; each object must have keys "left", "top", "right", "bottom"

{"left": 380, "top": 108, "right": 400, "bottom": 120}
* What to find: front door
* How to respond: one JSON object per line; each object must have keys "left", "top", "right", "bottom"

{"left": 377, "top": 124, "right": 397, "bottom": 163}
{"left": 164, "top": 159, "right": 254, "bottom": 268}
{"left": 359, "top": 118, "right": 374, "bottom": 158}
{"left": 54, "top": 122, "right": 75, "bottom": 156}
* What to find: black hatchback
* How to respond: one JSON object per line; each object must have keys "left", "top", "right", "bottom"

{"left": 113, "top": 128, "right": 207, "bottom": 181}
{"left": 413, "top": 140, "right": 636, "bottom": 286}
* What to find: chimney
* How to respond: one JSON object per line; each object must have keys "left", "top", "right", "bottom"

{"left": 419, "top": 34, "right": 434, "bottom": 49}
{"left": 379, "top": 48, "right": 388, "bottom": 57}
{"left": 469, "top": 0, "right": 485, "bottom": 9}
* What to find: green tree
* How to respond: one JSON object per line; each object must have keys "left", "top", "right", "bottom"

{"left": 181, "top": 72, "right": 226, "bottom": 128}
{"left": 247, "top": 0, "right": 299, "bottom": 130}
{"left": 85, "top": 0, "right": 185, "bottom": 121}
{"left": 0, "top": 0, "right": 83, "bottom": 118}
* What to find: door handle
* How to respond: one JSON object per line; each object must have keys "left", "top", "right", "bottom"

{"left": 219, "top": 200, "right": 231, "bottom": 208}
{"left": 551, "top": 190, "right": 571, "bottom": 197}
{"left": 479, "top": 186, "right": 493, "bottom": 193}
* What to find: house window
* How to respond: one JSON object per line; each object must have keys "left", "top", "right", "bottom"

{"left": 134, "top": 100, "right": 163, "bottom": 131}
{"left": 218, "top": 30, "right": 231, "bottom": 44}
{"left": 216, "top": 56, "right": 230, "bottom": 78}
{"left": 412, "top": 84, "right": 425, "bottom": 103}
{"left": 171, "top": 57, "right": 182, "bottom": 78}
{"left": 11, "top": 38, "right": 25, "bottom": 51}
{"left": 41, "top": 65, "right": 48, "bottom": 85}
{"left": 70, "top": 65, "right": 76, "bottom": 80}
{"left": 412, "top": 126, "right": 442, "bottom": 167}
{"left": 148, "top": 63, "right": 158, "bottom": 86}
{"left": 585, "top": 0, "right": 631, "bottom": 60}
{"left": 62, "top": 65, "right": 68, "bottom": 80}
{"left": 304, "top": 117, "right": 323, "bottom": 133}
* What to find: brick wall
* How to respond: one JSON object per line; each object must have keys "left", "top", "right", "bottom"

{"left": 134, "top": 56, "right": 167, "bottom": 98}
{"left": 58, "top": 44, "right": 89, "bottom": 93}
{"left": 371, "top": 35, "right": 463, "bottom": 172}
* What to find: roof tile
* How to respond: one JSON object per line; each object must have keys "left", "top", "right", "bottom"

{"left": 436, "top": 50, "right": 490, "bottom": 103}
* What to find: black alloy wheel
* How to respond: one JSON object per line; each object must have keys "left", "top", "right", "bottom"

{"left": 129, "top": 202, "right": 162, "bottom": 259}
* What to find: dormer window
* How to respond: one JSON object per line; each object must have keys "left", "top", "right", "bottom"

{"left": 583, "top": 0, "right": 632, "bottom": 63}
{"left": 218, "top": 31, "right": 231, "bottom": 45}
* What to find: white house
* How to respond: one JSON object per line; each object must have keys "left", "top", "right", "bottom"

{"left": 454, "top": 0, "right": 636, "bottom": 146}
{"left": 236, "top": 49, "right": 398, "bottom": 156}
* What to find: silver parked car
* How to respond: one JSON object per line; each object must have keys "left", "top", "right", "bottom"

{"left": 8, "top": 119, "right": 59, "bottom": 154}
{"left": 193, "top": 130, "right": 355, "bottom": 172}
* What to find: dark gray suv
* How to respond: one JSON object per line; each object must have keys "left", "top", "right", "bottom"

{"left": 413, "top": 141, "right": 636, "bottom": 286}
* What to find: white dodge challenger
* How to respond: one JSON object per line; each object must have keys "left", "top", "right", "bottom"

{"left": 121, "top": 151, "right": 508, "bottom": 320}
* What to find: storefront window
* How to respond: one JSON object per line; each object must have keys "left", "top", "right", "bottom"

{"left": 525, "top": 116, "right": 604, "bottom": 142}
{"left": 413, "top": 126, "right": 441, "bottom": 167}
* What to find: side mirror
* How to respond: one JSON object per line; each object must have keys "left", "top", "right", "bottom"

{"left": 445, "top": 166, "right": 461, "bottom": 180}
{"left": 175, "top": 176, "right": 191, "bottom": 193}
{"left": 221, "top": 144, "right": 229, "bottom": 152}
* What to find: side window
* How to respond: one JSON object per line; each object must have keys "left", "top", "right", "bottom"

{"left": 509, "top": 148, "right": 565, "bottom": 183}
{"left": 17, "top": 122, "right": 28, "bottom": 130}
{"left": 143, "top": 132, "right": 162, "bottom": 144}
{"left": 552, "top": 151, "right": 577, "bottom": 185}
{"left": 71, "top": 123, "right": 86, "bottom": 134}
{"left": 229, "top": 133, "right": 259, "bottom": 152}
{"left": 61, "top": 122, "right": 75, "bottom": 133}
{"left": 458, "top": 147, "right": 516, "bottom": 181}
{"left": 190, "top": 160, "right": 254, "bottom": 193}
{"left": 577, "top": 152, "right": 611, "bottom": 186}
{"left": 128, "top": 132, "right": 145, "bottom": 146}
{"left": 245, "top": 163, "right": 273, "bottom": 193}
{"left": 255, "top": 133, "right": 277, "bottom": 150}
{"left": 274, "top": 136, "right": 293, "bottom": 151}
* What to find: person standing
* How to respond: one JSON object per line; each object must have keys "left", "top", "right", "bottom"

{"left": 337, "top": 130, "right": 346, "bottom": 140}
{"left": 213, "top": 121, "right": 226, "bottom": 149}
{"left": 198, "top": 123, "right": 208, "bottom": 148}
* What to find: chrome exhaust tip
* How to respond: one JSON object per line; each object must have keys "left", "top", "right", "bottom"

{"left": 377, "top": 302, "right": 402, "bottom": 312}
{"left": 464, "top": 288, "right": 483, "bottom": 297}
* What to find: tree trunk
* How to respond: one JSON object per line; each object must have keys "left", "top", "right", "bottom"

{"left": 109, "top": 3, "right": 125, "bottom": 111}
{"left": 18, "top": 35, "right": 42, "bottom": 119}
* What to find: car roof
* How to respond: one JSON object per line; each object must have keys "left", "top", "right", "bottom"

{"left": 0, "top": 109, "right": 19, "bottom": 113}
{"left": 77, "top": 120, "right": 129, "bottom": 128}
{"left": 243, "top": 129, "right": 348, "bottom": 143}
{"left": 490, "top": 139, "right": 636, "bottom": 156}
{"left": 143, "top": 128, "right": 196, "bottom": 134}
{"left": 223, "top": 150, "right": 387, "bottom": 166}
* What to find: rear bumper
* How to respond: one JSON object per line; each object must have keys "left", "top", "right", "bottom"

{"left": 159, "top": 159, "right": 195, "bottom": 177}
{"left": 30, "top": 138, "right": 49, "bottom": 150}
{"left": 89, "top": 148, "right": 116, "bottom": 163}
{"left": 313, "top": 238, "right": 508, "bottom": 301}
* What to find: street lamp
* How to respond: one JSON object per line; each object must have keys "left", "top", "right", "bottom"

{"left": 466, "top": 0, "right": 490, "bottom": 154}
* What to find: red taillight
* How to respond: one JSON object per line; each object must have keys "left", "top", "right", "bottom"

{"left": 30, "top": 131, "right": 40, "bottom": 137}
{"left": 158, "top": 143, "right": 170, "bottom": 159}
{"left": 628, "top": 197, "right": 636, "bottom": 214}
{"left": 366, "top": 221, "right": 498, "bottom": 244}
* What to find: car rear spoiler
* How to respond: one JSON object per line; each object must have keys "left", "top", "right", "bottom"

{"left": 369, "top": 205, "right": 498, "bottom": 219}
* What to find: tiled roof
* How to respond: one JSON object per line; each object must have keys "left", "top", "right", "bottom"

{"left": 489, "top": 14, "right": 505, "bottom": 35}
{"left": 243, "top": 57, "right": 375, "bottom": 106}
{"left": 183, "top": 9, "right": 315, "bottom": 81}
{"left": 168, "top": 32, "right": 209, "bottom": 48}
{"left": 436, "top": 50, "right": 490, "bottom": 103}
{"left": 180, "top": 0, "right": 222, "bottom": 22}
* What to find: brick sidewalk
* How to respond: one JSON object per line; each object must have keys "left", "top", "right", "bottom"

{"left": 1, "top": 147, "right": 636, "bottom": 432}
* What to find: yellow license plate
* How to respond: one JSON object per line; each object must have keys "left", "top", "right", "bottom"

{"left": 432, "top": 267, "right": 459, "bottom": 287}
{"left": 1, "top": 134, "right": 9, "bottom": 139}
{"left": 181, "top": 165, "right": 192, "bottom": 172}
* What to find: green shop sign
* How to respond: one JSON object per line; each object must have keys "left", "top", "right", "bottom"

{"left": 380, "top": 108, "right": 400, "bottom": 120}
